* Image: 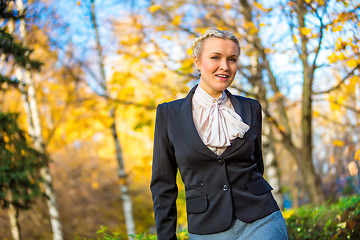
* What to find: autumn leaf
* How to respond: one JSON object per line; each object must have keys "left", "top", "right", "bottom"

{"left": 355, "top": 149, "right": 360, "bottom": 161}
{"left": 162, "top": 35, "right": 171, "bottom": 40}
{"left": 91, "top": 182, "right": 100, "bottom": 189}
{"left": 300, "top": 27, "right": 311, "bottom": 36}
{"left": 347, "top": 59, "right": 357, "bottom": 68}
{"left": 333, "top": 25, "right": 343, "bottom": 32}
{"left": 330, "top": 154, "right": 335, "bottom": 164}
{"left": 293, "top": 34, "right": 298, "bottom": 44}
{"left": 149, "top": 4, "right": 161, "bottom": 13}
{"left": 328, "top": 52, "right": 337, "bottom": 64}
{"left": 172, "top": 15, "right": 182, "bottom": 26}
{"left": 313, "top": 110, "right": 320, "bottom": 118}
{"left": 332, "top": 140, "right": 344, "bottom": 147}
{"left": 278, "top": 124, "right": 286, "bottom": 133}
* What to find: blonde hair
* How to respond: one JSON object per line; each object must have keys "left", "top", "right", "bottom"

{"left": 192, "top": 29, "right": 241, "bottom": 58}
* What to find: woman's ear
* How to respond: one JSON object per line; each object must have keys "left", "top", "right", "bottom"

{"left": 194, "top": 56, "right": 200, "bottom": 70}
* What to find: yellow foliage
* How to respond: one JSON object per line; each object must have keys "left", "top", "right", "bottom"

{"left": 337, "top": 95, "right": 344, "bottom": 105}
{"left": 328, "top": 52, "right": 337, "bottom": 64}
{"left": 282, "top": 209, "right": 294, "bottom": 219}
{"left": 177, "top": 231, "right": 188, "bottom": 240}
{"left": 313, "top": 110, "right": 320, "bottom": 118}
{"left": 259, "top": 23, "right": 266, "bottom": 28}
{"left": 155, "top": 25, "right": 166, "bottom": 31}
{"left": 332, "top": 140, "right": 344, "bottom": 147}
{"left": 253, "top": 1, "right": 271, "bottom": 12}
{"left": 347, "top": 59, "right": 358, "bottom": 68}
{"left": 162, "top": 35, "right": 172, "bottom": 40}
{"left": 224, "top": 3, "right": 231, "bottom": 10}
{"left": 3, "top": 134, "right": 9, "bottom": 144}
{"left": 253, "top": 2, "right": 264, "bottom": 10}
{"left": 186, "top": 48, "right": 192, "bottom": 56}
{"left": 345, "top": 76, "right": 359, "bottom": 95}
{"left": 91, "top": 182, "right": 100, "bottom": 189}
{"left": 172, "top": 15, "right": 182, "bottom": 26}
{"left": 328, "top": 52, "right": 346, "bottom": 64}
{"left": 333, "top": 25, "right": 343, "bottom": 32}
{"left": 293, "top": 34, "right": 298, "bottom": 44}
{"left": 149, "top": 4, "right": 161, "bottom": 13}
{"left": 195, "top": 26, "right": 208, "bottom": 35}
{"left": 300, "top": 27, "right": 311, "bottom": 36}
{"left": 330, "top": 154, "right": 335, "bottom": 164}
{"left": 355, "top": 149, "right": 360, "bottom": 161}
{"left": 278, "top": 124, "right": 286, "bottom": 133}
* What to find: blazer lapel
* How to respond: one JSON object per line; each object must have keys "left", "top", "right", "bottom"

{"left": 226, "top": 89, "right": 251, "bottom": 126}
{"left": 220, "top": 89, "right": 253, "bottom": 157}
{"left": 178, "top": 85, "right": 218, "bottom": 158}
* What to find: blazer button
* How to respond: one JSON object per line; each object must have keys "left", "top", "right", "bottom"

{"left": 217, "top": 159, "right": 224, "bottom": 166}
{"left": 223, "top": 184, "right": 229, "bottom": 191}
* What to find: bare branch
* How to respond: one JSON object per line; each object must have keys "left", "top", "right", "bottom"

{"left": 313, "top": 64, "right": 360, "bottom": 95}
{"left": 314, "top": 98, "right": 360, "bottom": 114}
{"left": 318, "top": 113, "right": 360, "bottom": 128}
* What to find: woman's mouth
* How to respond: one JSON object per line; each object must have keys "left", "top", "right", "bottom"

{"left": 215, "top": 74, "right": 229, "bottom": 80}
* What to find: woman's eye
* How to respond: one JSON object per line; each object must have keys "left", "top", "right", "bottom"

{"left": 229, "top": 58, "right": 237, "bottom": 62}
{"left": 211, "top": 56, "right": 219, "bottom": 59}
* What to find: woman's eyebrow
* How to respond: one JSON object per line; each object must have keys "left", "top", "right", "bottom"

{"left": 209, "top": 52, "right": 238, "bottom": 57}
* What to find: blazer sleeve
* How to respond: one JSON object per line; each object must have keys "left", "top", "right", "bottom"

{"left": 150, "top": 103, "right": 178, "bottom": 240}
{"left": 253, "top": 99, "right": 265, "bottom": 175}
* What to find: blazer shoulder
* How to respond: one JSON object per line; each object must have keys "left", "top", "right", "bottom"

{"left": 157, "top": 98, "right": 185, "bottom": 112}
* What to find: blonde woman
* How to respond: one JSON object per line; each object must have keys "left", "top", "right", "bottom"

{"left": 150, "top": 29, "right": 288, "bottom": 240}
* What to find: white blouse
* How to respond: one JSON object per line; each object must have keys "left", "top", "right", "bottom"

{"left": 192, "top": 86, "right": 250, "bottom": 155}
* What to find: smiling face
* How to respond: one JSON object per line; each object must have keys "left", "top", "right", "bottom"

{"left": 194, "top": 37, "right": 240, "bottom": 98}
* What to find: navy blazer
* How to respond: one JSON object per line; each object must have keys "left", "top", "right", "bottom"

{"left": 150, "top": 85, "right": 279, "bottom": 240}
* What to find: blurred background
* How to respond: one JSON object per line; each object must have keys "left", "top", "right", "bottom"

{"left": 0, "top": 0, "right": 359, "bottom": 239}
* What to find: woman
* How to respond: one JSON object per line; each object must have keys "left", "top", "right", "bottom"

{"left": 150, "top": 29, "right": 288, "bottom": 240}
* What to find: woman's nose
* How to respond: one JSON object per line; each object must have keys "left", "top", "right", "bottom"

{"left": 220, "top": 60, "right": 229, "bottom": 70}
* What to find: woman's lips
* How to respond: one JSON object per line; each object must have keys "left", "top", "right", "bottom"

{"left": 215, "top": 74, "right": 229, "bottom": 81}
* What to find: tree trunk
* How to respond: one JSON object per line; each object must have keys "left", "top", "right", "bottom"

{"left": 239, "top": 0, "right": 324, "bottom": 204}
{"left": 243, "top": 4, "right": 284, "bottom": 209}
{"left": 90, "top": 0, "right": 136, "bottom": 236}
{"left": 15, "top": 1, "right": 64, "bottom": 239}
{"left": 296, "top": 0, "right": 324, "bottom": 204}
{"left": 110, "top": 108, "right": 136, "bottom": 236}
{"left": 8, "top": 192, "right": 21, "bottom": 240}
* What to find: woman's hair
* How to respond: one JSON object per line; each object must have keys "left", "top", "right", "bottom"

{"left": 192, "top": 28, "right": 241, "bottom": 58}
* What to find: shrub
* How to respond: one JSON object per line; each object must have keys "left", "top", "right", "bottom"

{"left": 284, "top": 195, "right": 360, "bottom": 240}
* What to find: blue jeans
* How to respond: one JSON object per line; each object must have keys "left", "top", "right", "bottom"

{"left": 189, "top": 211, "right": 288, "bottom": 240}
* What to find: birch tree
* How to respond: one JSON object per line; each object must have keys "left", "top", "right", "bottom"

{"left": 88, "top": 0, "right": 136, "bottom": 236}
{"left": 11, "top": 0, "right": 64, "bottom": 239}
{"left": 0, "top": 1, "right": 43, "bottom": 239}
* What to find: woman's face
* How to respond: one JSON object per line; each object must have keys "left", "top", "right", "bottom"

{"left": 194, "top": 38, "right": 239, "bottom": 98}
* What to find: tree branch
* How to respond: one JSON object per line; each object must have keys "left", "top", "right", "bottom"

{"left": 313, "top": 64, "right": 360, "bottom": 95}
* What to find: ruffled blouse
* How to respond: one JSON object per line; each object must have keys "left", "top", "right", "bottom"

{"left": 192, "top": 85, "right": 250, "bottom": 155}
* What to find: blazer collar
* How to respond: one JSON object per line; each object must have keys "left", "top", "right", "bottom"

{"left": 178, "top": 85, "right": 252, "bottom": 158}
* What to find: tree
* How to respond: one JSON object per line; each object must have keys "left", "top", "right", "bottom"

{"left": 0, "top": 1, "right": 43, "bottom": 239}
{"left": 5, "top": 0, "right": 65, "bottom": 239}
